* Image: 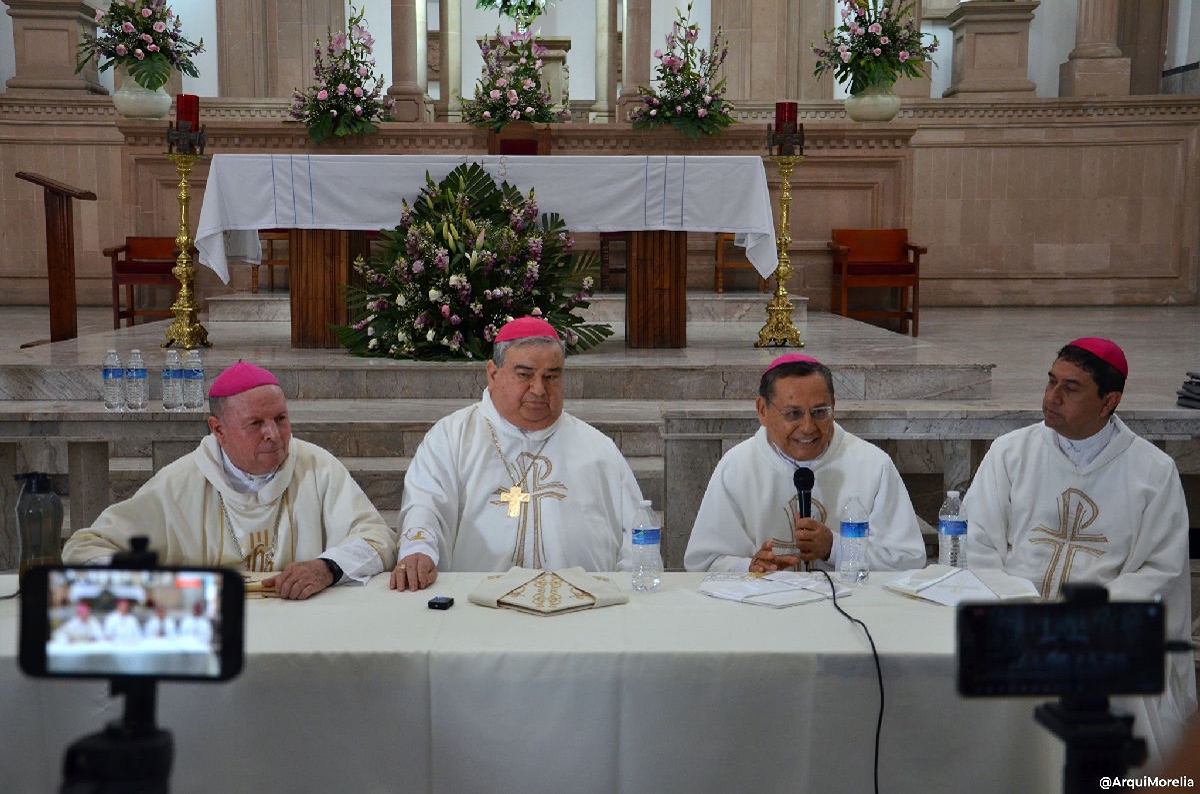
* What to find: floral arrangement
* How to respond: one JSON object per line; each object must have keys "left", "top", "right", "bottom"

{"left": 76, "top": 0, "right": 204, "bottom": 91}
{"left": 336, "top": 163, "right": 611, "bottom": 361}
{"left": 290, "top": 6, "right": 393, "bottom": 144}
{"left": 461, "top": 29, "right": 571, "bottom": 130}
{"left": 812, "top": 0, "right": 938, "bottom": 95}
{"left": 475, "top": 0, "right": 553, "bottom": 29}
{"left": 628, "top": 2, "right": 734, "bottom": 139}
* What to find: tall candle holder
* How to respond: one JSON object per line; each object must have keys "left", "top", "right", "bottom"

{"left": 162, "top": 120, "right": 210, "bottom": 349}
{"left": 755, "top": 153, "right": 805, "bottom": 349}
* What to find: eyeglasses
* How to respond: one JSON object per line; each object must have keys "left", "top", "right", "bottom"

{"left": 767, "top": 403, "right": 834, "bottom": 423}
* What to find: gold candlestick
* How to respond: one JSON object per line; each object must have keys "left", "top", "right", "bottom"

{"left": 755, "top": 155, "right": 804, "bottom": 348}
{"left": 162, "top": 152, "right": 210, "bottom": 349}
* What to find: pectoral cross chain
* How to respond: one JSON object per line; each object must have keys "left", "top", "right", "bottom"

{"left": 499, "top": 484, "right": 531, "bottom": 518}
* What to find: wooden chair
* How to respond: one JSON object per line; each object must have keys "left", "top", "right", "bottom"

{"left": 598, "top": 232, "right": 628, "bottom": 292}
{"left": 253, "top": 229, "right": 289, "bottom": 293}
{"left": 713, "top": 232, "right": 768, "bottom": 293}
{"left": 829, "top": 228, "right": 925, "bottom": 336}
{"left": 487, "top": 121, "right": 552, "bottom": 155}
{"left": 106, "top": 236, "right": 180, "bottom": 329}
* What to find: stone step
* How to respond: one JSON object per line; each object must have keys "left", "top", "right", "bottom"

{"left": 205, "top": 291, "right": 805, "bottom": 324}
{"left": 109, "top": 454, "right": 666, "bottom": 511}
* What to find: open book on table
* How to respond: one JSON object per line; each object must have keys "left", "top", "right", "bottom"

{"left": 883, "top": 565, "right": 1039, "bottom": 606}
{"left": 698, "top": 571, "right": 852, "bottom": 608}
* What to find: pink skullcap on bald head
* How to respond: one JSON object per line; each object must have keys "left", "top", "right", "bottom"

{"left": 495, "top": 316, "right": 559, "bottom": 342}
{"left": 208, "top": 361, "right": 280, "bottom": 398}
{"left": 1067, "top": 337, "right": 1128, "bottom": 378}
{"left": 764, "top": 353, "right": 822, "bottom": 375}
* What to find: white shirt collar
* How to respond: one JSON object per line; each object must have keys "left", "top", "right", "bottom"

{"left": 1054, "top": 416, "right": 1117, "bottom": 467}
{"left": 219, "top": 448, "right": 277, "bottom": 494}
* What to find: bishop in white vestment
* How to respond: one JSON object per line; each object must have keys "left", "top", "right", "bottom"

{"left": 965, "top": 338, "right": 1196, "bottom": 768}
{"left": 391, "top": 317, "right": 645, "bottom": 591}
{"left": 685, "top": 354, "right": 926, "bottom": 574}
{"left": 63, "top": 362, "right": 396, "bottom": 600}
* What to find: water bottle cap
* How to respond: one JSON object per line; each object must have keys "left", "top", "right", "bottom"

{"left": 14, "top": 472, "right": 53, "bottom": 493}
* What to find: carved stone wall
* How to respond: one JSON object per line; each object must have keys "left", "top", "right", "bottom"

{"left": 0, "top": 95, "right": 1198, "bottom": 309}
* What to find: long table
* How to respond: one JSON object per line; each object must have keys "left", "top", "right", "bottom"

{"left": 194, "top": 154, "right": 778, "bottom": 348}
{"left": 0, "top": 572, "right": 1063, "bottom": 793}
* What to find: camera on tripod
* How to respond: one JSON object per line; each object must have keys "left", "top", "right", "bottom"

{"left": 956, "top": 583, "right": 1167, "bottom": 793}
{"left": 18, "top": 537, "right": 244, "bottom": 793}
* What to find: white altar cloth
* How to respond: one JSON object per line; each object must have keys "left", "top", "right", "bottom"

{"left": 194, "top": 154, "right": 779, "bottom": 282}
{"left": 0, "top": 572, "right": 1063, "bottom": 794}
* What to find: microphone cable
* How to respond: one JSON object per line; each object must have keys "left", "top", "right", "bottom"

{"left": 818, "top": 568, "right": 883, "bottom": 794}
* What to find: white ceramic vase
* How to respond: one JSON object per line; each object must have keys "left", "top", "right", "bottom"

{"left": 111, "top": 64, "right": 172, "bottom": 120}
{"left": 844, "top": 85, "right": 902, "bottom": 123}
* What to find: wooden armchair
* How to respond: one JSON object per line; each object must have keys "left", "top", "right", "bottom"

{"left": 487, "top": 121, "right": 552, "bottom": 155}
{"left": 829, "top": 228, "right": 926, "bottom": 336}
{"left": 106, "top": 236, "right": 181, "bottom": 329}
{"left": 714, "top": 232, "right": 768, "bottom": 293}
{"left": 253, "top": 229, "right": 290, "bottom": 293}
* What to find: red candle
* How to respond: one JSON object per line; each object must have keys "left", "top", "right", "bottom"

{"left": 176, "top": 94, "right": 200, "bottom": 129}
{"left": 775, "top": 101, "right": 797, "bottom": 133}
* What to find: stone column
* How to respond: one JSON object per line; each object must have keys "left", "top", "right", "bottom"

{"left": 1059, "top": 0, "right": 1131, "bottom": 97}
{"left": 616, "top": 0, "right": 651, "bottom": 121}
{"left": 941, "top": 1, "right": 1039, "bottom": 98}
{"left": 5, "top": 0, "right": 105, "bottom": 94}
{"left": 388, "top": 0, "right": 428, "bottom": 121}
{"left": 436, "top": 0, "right": 462, "bottom": 120}
{"left": 590, "top": 0, "right": 615, "bottom": 122}
{"left": 217, "top": 0, "right": 343, "bottom": 99}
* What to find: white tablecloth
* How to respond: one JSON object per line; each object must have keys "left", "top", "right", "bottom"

{"left": 0, "top": 572, "right": 1062, "bottom": 793}
{"left": 194, "top": 154, "right": 779, "bottom": 282}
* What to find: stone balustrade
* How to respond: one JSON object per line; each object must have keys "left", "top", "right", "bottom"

{"left": 3, "top": 399, "right": 1198, "bottom": 571}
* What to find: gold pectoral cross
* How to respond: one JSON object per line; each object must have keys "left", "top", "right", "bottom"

{"left": 499, "top": 484, "right": 531, "bottom": 518}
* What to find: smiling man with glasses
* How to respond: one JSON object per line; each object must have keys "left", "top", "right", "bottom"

{"left": 684, "top": 353, "right": 926, "bottom": 575}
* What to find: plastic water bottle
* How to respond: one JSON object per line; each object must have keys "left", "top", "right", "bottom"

{"left": 102, "top": 349, "right": 124, "bottom": 411}
{"left": 13, "top": 472, "right": 63, "bottom": 587}
{"left": 838, "top": 496, "right": 870, "bottom": 584}
{"left": 631, "top": 499, "right": 663, "bottom": 593}
{"left": 182, "top": 349, "right": 205, "bottom": 410}
{"left": 124, "top": 349, "right": 148, "bottom": 412}
{"left": 938, "top": 490, "right": 968, "bottom": 568}
{"left": 161, "top": 349, "right": 183, "bottom": 411}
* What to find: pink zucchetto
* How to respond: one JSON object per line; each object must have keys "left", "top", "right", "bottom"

{"left": 1067, "top": 337, "right": 1128, "bottom": 378}
{"left": 494, "top": 316, "right": 560, "bottom": 342}
{"left": 764, "top": 352, "right": 822, "bottom": 375}
{"left": 208, "top": 361, "right": 281, "bottom": 398}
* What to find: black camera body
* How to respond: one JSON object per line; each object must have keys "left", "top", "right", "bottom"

{"left": 18, "top": 537, "right": 245, "bottom": 794}
{"left": 957, "top": 584, "right": 1162, "bottom": 791}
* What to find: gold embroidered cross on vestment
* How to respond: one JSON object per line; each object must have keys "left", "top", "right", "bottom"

{"left": 1029, "top": 487, "right": 1108, "bottom": 598}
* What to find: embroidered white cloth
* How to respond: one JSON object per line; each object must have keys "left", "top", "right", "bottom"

{"left": 195, "top": 154, "right": 778, "bottom": 280}
{"left": 468, "top": 567, "right": 628, "bottom": 615}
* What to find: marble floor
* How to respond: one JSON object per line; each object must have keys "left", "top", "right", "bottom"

{"left": 1, "top": 301, "right": 1198, "bottom": 409}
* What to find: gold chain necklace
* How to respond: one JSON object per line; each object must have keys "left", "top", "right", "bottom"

{"left": 218, "top": 491, "right": 290, "bottom": 571}
{"left": 485, "top": 419, "right": 555, "bottom": 518}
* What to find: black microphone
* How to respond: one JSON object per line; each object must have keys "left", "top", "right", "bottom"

{"left": 793, "top": 467, "right": 814, "bottom": 519}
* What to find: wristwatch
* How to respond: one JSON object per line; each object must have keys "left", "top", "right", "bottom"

{"left": 320, "top": 557, "right": 343, "bottom": 585}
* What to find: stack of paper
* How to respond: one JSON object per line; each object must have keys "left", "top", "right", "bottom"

{"left": 698, "top": 571, "right": 852, "bottom": 608}
{"left": 884, "top": 565, "right": 1039, "bottom": 606}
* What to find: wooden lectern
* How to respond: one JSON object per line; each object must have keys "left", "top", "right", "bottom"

{"left": 15, "top": 172, "right": 97, "bottom": 343}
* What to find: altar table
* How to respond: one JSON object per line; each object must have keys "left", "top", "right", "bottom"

{"left": 0, "top": 572, "right": 1063, "bottom": 793}
{"left": 195, "top": 154, "right": 778, "bottom": 348}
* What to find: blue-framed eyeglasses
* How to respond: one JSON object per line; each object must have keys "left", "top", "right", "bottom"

{"left": 767, "top": 403, "right": 834, "bottom": 423}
